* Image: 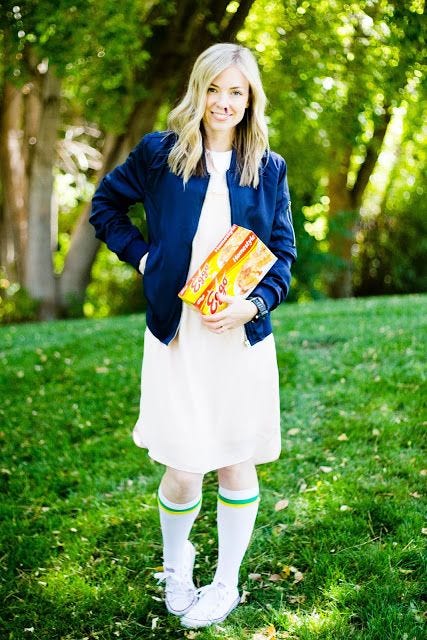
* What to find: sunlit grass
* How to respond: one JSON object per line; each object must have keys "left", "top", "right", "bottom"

{"left": 1, "top": 294, "right": 425, "bottom": 639}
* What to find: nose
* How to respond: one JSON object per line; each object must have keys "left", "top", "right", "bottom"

{"left": 215, "top": 92, "right": 230, "bottom": 111}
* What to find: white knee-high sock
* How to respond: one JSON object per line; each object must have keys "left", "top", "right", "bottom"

{"left": 158, "top": 486, "right": 202, "bottom": 572}
{"left": 213, "top": 485, "right": 260, "bottom": 588}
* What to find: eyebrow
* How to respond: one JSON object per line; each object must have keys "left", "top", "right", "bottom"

{"left": 210, "top": 83, "right": 247, "bottom": 90}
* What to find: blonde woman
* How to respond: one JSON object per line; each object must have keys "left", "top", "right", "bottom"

{"left": 90, "top": 42, "right": 296, "bottom": 629}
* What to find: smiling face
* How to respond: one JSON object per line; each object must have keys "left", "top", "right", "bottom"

{"left": 202, "top": 66, "right": 250, "bottom": 146}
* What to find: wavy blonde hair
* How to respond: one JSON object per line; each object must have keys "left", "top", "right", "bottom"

{"left": 167, "top": 43, "right": 269, "bottom": 188}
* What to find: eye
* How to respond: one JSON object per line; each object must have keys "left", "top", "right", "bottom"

{"left": 232, "top": 90, "right": 243, "bottom": 96}
{"left": 207, "top": 87, "right": 217, "bottom": 93}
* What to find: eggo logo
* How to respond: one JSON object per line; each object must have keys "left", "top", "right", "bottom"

{"left": 206, "top": 276, "right": 228, "bottom": 314}
{"left": 190, "top": 264, "right": 210, "bottom": 293}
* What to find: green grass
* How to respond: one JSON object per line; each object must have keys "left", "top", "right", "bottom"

{"left": 1, "top": 294, "right": 426, "bottom": 640}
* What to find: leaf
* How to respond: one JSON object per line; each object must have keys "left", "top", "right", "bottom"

{"left": 410, "top": 491, "right": 421, "bottom": 498}
{"left": 281, "top": 565, "right": 292, "bottom": 577}
{"left": 268, "top": 573, "right": 283, "bottom": 582}
{"left": 421, "top": 527, "right": 427, "bottom": 535}
{"left": 252, "top": 624, "right": 277, "bottom": 639}
{"left": 151, "top": 617, "right": 159, "bottom": 630}
{"left": 338, "top": 433, "right": 349, "bottom": 441}
{"left": 420, "top": 469, "right": 427, "bottom": 476}
{"left": 319, "top": 465, "right": 333, "bottom": 473}
{"left": 287, "top": 428, "right": 300, "bottom": 436}
{"left": 240, "top": 589, "right": 251, "bottom": 603}
{"left": 299, "top": 480, "right": 307, "bottom": 493}
{"left": 275, "top": 498, "right": 289, "bottom": 511}
{"left": 249, "top": 572, "right": 262, "bottom": 581}
{"left": 293, "top": 570, "right": 304, "bottom": 584}
{"left": 340, "top": 504, "right": 352, "bottom": 511}
{"left": 287, "top": 594, "right": 306, "bottom": 604}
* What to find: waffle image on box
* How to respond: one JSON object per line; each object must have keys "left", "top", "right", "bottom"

{"left": 178, "top": 225, "right": 277, "bottom": 315}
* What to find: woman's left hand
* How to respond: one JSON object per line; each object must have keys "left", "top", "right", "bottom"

{"left": 201, "top": 293, "right": 258, "bottom": 334}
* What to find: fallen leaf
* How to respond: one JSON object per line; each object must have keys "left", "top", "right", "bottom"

{"left": 340, "top": 504, "right": 352, "bottom": 511}
{"left": 420, "top": 469, "right": 427, "bottom": 476}
{"left": 299, "top": 480, "right": 307, "bottom": 493}
{"left": 281, "top": 565, "right": 292, "bottom": 577}
{"left": 151, "top": 617, "right": 159, "bottom": 630}
{"left": 249, "top": 572, "right": 262, "bottom": 581}
{"left": 268, "top": 573, "right": 283, "bottom": 582}
{"left": 287, "top": 594, "right": 306, "bottom": 604}
{"left": 338, "top": 433, "right": 349, "bottom": 441}
{"left": 275, "top": 498, "right": 289, "bottom": 511}
{"left": 421, "top": 528, "right": 427, "bottom": 535}
{"left": 287, "top": 428, "right": 300, "bottom": 436}
{"left": 293, "top": 570, "right": 304, "bottom": 584}
{"left": 410, "top": 492, "right": 422, "bottom": 498}
{"left": 252, "top": 624, "right": 277, "bottom": 639}
{"left": 319, "top": 466, "right": 333, "bottom": 473}
{"left": 240, "top": 589, "right": 251, "bottom": 603}
{"left": 184, "top": 632, "right": 199, "bottom": 639}
{"left": 372, "top": 428, "right": 381, "bottom": 436}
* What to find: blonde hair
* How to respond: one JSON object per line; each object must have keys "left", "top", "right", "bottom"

{"left": 167, "top": 43, "right": 269, "bottom": 188}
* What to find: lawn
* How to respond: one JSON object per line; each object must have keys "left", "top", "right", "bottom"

{"left": 1, "top": 294, "right": 426, "bottom": 640}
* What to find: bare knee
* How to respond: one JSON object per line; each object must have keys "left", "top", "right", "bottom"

{"left": 161, "top": 467, "right": 203, "bottom": 503}
{"left": 217, "top": 460, "right": 258, "bottom": 490}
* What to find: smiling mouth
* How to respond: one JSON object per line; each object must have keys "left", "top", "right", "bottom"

{"left": 211, "top": 112, "right": 232, "bottom": 120}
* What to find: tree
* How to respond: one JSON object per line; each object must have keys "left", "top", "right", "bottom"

{"left": 0, "top": 0, "right": 255, "bottom": 318}
{"left": 239, "top": 0, "right": 425, "bottom": 297}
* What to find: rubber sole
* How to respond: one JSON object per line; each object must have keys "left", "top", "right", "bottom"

{"left": 180, "top": 595, "right": 240, "bottom": 628}
{"left": 165, "top": 541, "right": 197, "bottom": 617}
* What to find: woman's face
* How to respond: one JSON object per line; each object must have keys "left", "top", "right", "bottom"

{"left": 202, "top": 66, "right": 250, "bottom": 140}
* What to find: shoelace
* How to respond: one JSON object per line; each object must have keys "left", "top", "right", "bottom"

{"left": 154, "top": 570, "right": 194, "bottom": 595}
{"left": 193, "top": 582, "right": 233, "bottom": 612}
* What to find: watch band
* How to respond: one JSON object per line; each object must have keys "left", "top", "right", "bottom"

{"left": 248, "top": 296, "right": 268, "bottom": 322}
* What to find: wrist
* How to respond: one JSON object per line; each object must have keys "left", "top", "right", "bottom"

{"left": 247, "top": 296, "right": 268, "bottom": 322}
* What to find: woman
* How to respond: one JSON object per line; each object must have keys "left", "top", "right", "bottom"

{"left": 90, "top": 42, "right": 296, "bottom": 629}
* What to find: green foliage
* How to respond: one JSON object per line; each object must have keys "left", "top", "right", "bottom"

{"left": 354, "top": 199, "right": 427, "bottom": 296}
{"left": 0, "top": 295, "right": 426, "bottom": 638}
{"left": 84, "top": 244, "right": 146, "bottom": 319}
{"left": 239, "top": 0, "right": 426, "bottom": 297}
{"left": 0, "top": 271, "right": 39, "bottom": 323}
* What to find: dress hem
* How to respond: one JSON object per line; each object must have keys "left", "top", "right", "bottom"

{"left": 132, "top": 431, "right": 281, "bottom": 474}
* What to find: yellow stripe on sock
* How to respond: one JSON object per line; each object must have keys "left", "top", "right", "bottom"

{"left": 217, "top": 493, "right": 260, "bottom": 508}
{"left": 157, "top": 495, "right": 202, "bottom": 515}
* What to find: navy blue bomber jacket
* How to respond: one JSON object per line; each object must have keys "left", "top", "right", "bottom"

{"left": 90, "top": 131, "right": 297, "bottom": 346}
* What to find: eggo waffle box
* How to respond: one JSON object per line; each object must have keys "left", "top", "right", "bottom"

{"left": 178, "top": 224, "right": 277, "bottom": 315}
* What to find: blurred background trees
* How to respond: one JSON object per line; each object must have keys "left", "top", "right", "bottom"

{"left": 0, "top": 0, "right": 425, "bottom": 322}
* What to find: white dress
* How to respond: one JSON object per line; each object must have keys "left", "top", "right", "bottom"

{"left": 132, "top": 149, "right": 281, "bottom": 473}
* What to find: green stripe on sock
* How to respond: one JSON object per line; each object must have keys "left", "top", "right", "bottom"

{"left": 217, "top": 493, "right": 260, "bottom": 507}
{"left": 157, "top": 495, "right": 202, "bottom": 515}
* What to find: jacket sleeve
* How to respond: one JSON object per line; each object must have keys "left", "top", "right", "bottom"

{"left": 90, "top": 137, "right": 149, "bottom": 271}
{"left": 249, "top": 158, "right": 297, "bottom": 311}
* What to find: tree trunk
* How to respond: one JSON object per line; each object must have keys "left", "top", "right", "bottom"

{"left": 327, "top": 110, "right": 392, "bottom": 298}
{"left": 0, "top": 82, "right": 27, "bottom": 281}
{"left": 59, "top": 0, "right": 255, "bottom": 315}
{"left": 327, "top": 147, "right": 355, "bottom": 298}
{"left": 25, "top": 64, "right": 61, "bottom": 319}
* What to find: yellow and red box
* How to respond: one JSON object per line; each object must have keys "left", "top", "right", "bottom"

{"left": 178, "top": 224, "right": 276, "bottom": 315}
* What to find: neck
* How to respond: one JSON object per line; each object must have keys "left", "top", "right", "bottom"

{"left": 204, "top": 130, "right": 234, "bottom": 152}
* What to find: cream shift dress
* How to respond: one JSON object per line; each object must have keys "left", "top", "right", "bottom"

{"left": 132, "top": 149, "right": 281, "bottom": 473}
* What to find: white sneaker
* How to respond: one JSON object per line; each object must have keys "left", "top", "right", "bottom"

{"left": 180, "top": 581, "right": 240, "bottom": 628}
{"left": 154, "top": 540, "right": 197, "bottom": 616}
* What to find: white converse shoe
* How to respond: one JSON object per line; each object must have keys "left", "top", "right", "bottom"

{"left": 154, "top": 540, "right": 197, "bottom": 616}
{"left": 180, "top": 581, "right": 240, "bottom": 628}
